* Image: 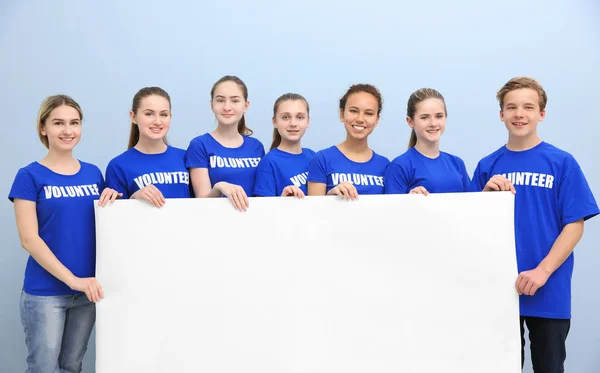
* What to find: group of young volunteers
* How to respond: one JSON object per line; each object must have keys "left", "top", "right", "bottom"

{"left": 8, "top": 74, "right": 599, "bottom": 373}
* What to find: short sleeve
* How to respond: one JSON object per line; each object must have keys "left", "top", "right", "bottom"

{"left": 384, "top": 162, "right": 410, "bottom": 194}
{"left": 307, "top": 152, "right": 327, "bottom": 184}
{"left": 105, "top": 161, "right": 131, "bottom": 199}
{"left": 8, "top": 168, "right": 38, "bottom": 202}
{"left": 253, "top": 161, "right": 277, "bottom": 197}
{"left": 468, "top": 162, "right": 485, "bottom": 192}
{"left": 557, "top": 157, "right": 599, "bottom": 226}
{"left": 185, "top": 137, "right": 209, "bottom": 169}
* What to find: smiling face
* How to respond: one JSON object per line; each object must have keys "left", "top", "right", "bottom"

{"left": 273, "top": 99, "right": 310, "bottom": 145}
{"left": 131, "top": 94, "right": 171, "bottom": 142}
{"left": 407, "top": 98, "right": 446, "bottom": 146}
{"left": 340, "top": 92, "right": 380, "bottom": 140}
{"left": 211, "top": 80, "right": 249, "bottom": 127}
{"left": 41, "top": 105, "right": 82, "bottom": 153}
{"left": 500, "top": 88, "right": 545, "bottom": 141}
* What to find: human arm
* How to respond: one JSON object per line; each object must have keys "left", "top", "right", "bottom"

{"left": 13, "top": 199, "right": 103, "bottom": 302}
{"left": 190, "top": 168, "right": 249, "bottom": 211}
{"left": 516, "top": 220, "right": 584, "bottom": 295}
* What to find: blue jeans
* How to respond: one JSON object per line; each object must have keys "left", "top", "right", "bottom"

{"left": 20, "top": 291, "right": 96, "bottom": 373}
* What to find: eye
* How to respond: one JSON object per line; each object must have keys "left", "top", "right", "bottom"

{"left": 297, "top": 115, "right": 305, "bottom": 120}
{"left": 145, "top": 113, "right": 152, "bottom": 116}
{"left": 232, "top": 99, "right": 240, "bottom": 103}
{"left": 281, "top": 115, "right": 289, "bottom": 120}
{"left": 54, "top": 121, "right": 63, "bottom": 126}
{"left": 436, "top": 114, "right": 444, "bottom": 119}
{"left": 72, "top": 121, "right": 81, "bottom": 126}
{"left": 349, "top": 109, "right": 358, "bottom": 114}
{"left": 161, "top": 113, "right": 169, "bottom": 117}
{"left": 420, "top": 115, "right": 428, "bottom": 120}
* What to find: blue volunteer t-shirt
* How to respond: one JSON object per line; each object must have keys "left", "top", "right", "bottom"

{"left": 307, "top": 145, "right": 390, "bottom": 195}
{"left": 254, "top": 148, "right": 316, "bottom": 196}
{"left": 105, "top": 146, "right": 190, "bottom": 199}
{"left": 384, "top": 147, "right": 470, "bottom": 194}
{"left": 8, "top": 161, "right": 105, "bottom": 296}
{"left": 185, "top": 133, "right": 265, "bottom": 196}
{"left": 470, "top": 142, "right": 599, "bottom": 319}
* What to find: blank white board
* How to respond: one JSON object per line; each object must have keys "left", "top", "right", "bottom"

{"left": 95, "top": 192, "right": 520, "bottom": 373}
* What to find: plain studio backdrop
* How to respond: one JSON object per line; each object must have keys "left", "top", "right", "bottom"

{"left": 0, "top": 1, "right": 598, "bottom": 372}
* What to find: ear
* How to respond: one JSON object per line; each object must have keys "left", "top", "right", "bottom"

{"left": 40, "top": 124, "right": 47, "bottom": 136}
{"left": 244, "top": 100, "right": 250, "bottom": 113}
{"left": 306, "top": 116, "right": 311, "bottom": 128}
{"left": 339, "top": 109, "right": 345, "bottom": 123}
{"left": 406, "top": 116, "right": 414, "bottom": 129}
{"left": 130, "top": 111, "right": 137, "bottom": 124}
{"left": 272, "top": 117, "right": 277, "bottom": 127}
{"left": 539, "top": 109, "right": 546, "bottom": 122}
{"left": 499, "top": 109, "right": 504, "bottom": 122}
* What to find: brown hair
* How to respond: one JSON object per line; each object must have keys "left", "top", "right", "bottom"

{"left": 37, "top": 94, "right": 83, "bottom": 149}
{"left": 128, "top": 87, "right": 171, "bottom": 149}
{"left": 496, "top": 76, "right": 547, "bottom": 111}
{"left": 210, "top": 75, "right": 253, "bottom": 136}
{"left": 406, "top": 88, "right": 447, "bottom": 148}
{"left": 339, "top": 83, "right": 383, "bottom": 116}
{"left": 270, "top": 93, "right": 310, "bottom": 151}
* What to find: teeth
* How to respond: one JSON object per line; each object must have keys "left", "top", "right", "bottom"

{"left": 353, "top": 126, "right": 365, "bottom": 131}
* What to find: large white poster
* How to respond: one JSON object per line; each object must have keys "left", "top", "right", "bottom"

{"left": 95, "top": 192, "right": 520, "bottom": 373}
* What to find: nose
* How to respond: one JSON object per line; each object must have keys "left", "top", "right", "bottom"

{"left": 63, "top": 124, "right": 74, "bottom": 134}
{"left": 514, "top": 107, "right": 524, "bottom": 117}
{"left": 356, "top": 113, "right": 365, "bottom": 123}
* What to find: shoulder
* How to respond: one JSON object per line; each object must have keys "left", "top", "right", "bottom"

{"left": 243, "top": 136, "right": 265, "bottom": 151}
{"left": 315, "top": 145, "right": 337, "bottom": 158}
{"left": 12, "top": 162, "right": 41, "bottom": 184}
{"left": 390, "top": 149, "right": 415, "bottom": 165}
{"left": 167, "top": 145, "right": 187, "bottom": 157}
{"left": 440, "top": 151, "right": 467, "bottom": 168}
{"left": 371, "top": 150, "right": 390, "bottom": 165}
{"left": 18, "top": 162, "right": 41, "bottom": 174}
{"left": 538, "top": 142, "right": 574, "bottom": 162}
{"left": 259, "top": 149, "right": 278, "bottom": 163}
{"left": 188, "top": 133, "right": 211, "bottom": 147}
{"left": 475, "top": 145, "right": 507, "bottom": 167}
{"left": 302, "top": 148, "right": 316, "bottom": 157}
{"left": 107, "top": 148, "right": 135, "bottom": 166}
{"left": 78, "top": 161, "right": 103, "bottom": 176}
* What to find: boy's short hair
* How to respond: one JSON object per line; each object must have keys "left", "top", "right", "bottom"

{"left": 496, "top": 76, "right": 548, "bottom": 111}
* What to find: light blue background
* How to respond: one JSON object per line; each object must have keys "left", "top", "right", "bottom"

{"left": 1, "top": 1, "right": 598, "bottom": 372}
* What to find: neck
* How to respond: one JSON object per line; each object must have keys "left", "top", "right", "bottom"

{"left": 414, "top": 141, "right": 440, "bottom": 158}
{"left": 341, "top": 135, "right": 370, "bottom": 153}
{"left": 213, "top": 123, "right": 241, "bottom": 140}
{"left": 43, "top": 149, "right": 76, "bottom": 165}
{"left": 506, "top": 134, "right": 542, "bottom": 151}
{"left": 277, "top": 139, "right": 302, "bottom": 154}
{"left": 135, "top": 137, "right": 168, "bottom": 154}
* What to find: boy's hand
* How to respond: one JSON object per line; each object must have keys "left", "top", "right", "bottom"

{"left": 483, "top": 175, "right": 516, "bottom": 194}
{"left": 515, "top": 268, "right": 550, "bottom": 296}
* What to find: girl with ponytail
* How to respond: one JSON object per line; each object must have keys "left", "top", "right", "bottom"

{"left": 254, "top": 93, "right": 315, "bottom": 197}
{"left": 185, "top": 75, "right": 265, "bottom": 211}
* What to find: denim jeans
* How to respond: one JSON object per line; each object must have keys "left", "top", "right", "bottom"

{"left": 20, "top": 291, "right": 96, "bottom": 373}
